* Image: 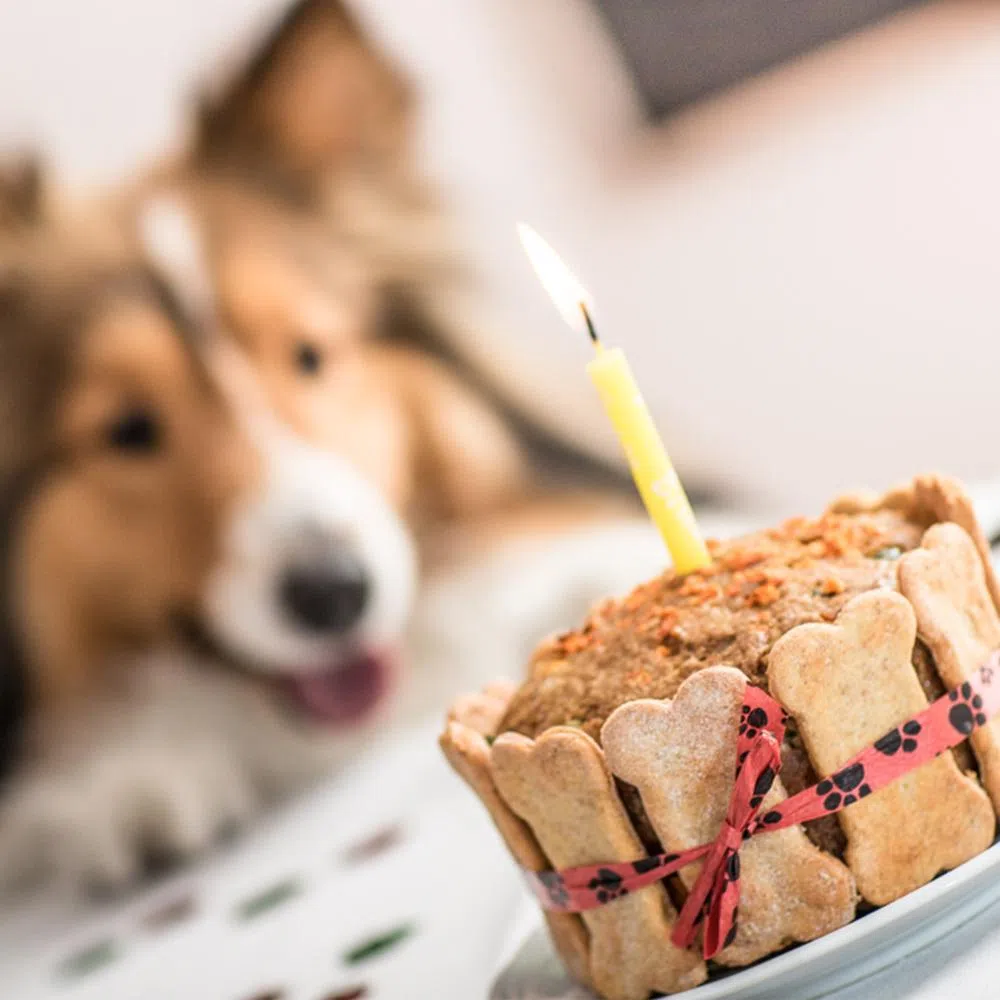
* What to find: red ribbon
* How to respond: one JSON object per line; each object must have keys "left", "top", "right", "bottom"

{"left": 524, "top": 653, "right": 1000, "bottom": 960}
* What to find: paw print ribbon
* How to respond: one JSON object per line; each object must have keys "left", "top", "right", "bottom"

{"left": 524, "top": 652, "right": 1000, "bottom": 960}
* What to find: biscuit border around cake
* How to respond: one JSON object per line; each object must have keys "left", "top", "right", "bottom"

{"left": 827, "top": 472, "right": 1000, "bottom": 613}
{"left": 440, "top": 473, "right": 1000, "bottom": 999}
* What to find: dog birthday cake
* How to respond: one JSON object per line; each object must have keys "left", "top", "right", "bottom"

{"left": 440, "top": 473, "right": 1000, "bottom": 1000}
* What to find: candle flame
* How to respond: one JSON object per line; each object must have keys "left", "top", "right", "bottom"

{"left": 517, "top": 223, "right": 595, "bottom": 340}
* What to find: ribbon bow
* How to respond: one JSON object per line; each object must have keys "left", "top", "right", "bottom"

{"left": 669, "top": 685, "right": 785, "bottom": 955}
{"left": 524, "top": 655, "right": 1000, "bottom": 960}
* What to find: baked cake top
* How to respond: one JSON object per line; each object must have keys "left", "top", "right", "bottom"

{"left": 499, "top": 509, "right": 927, "bottom": 742}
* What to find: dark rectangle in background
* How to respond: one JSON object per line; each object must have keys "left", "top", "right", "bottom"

{"left": 592, "top": 0, "right": 928, "bottom": 118}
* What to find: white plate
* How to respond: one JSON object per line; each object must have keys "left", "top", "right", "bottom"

{"left": 491, "top": 840, "right": 1000, "bottom": 1000}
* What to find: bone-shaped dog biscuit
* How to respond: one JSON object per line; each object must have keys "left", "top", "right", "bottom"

{"left": 491, "top": 727, "right": 706, "bottom": 1000}
{"left": 829, "top": 473, "right": 1000, "bottom": 613}
{"left": 601, "top": 667, "right": 856, "bottom": 966}
{"left": 769, "top": 590, "right": 994, "bottom": 904}
{"left": 445, "top": 680, "right": 518, "bottom": 736}
{"left": 899, "top": 523, "right": 1000, "bottom": 814}
{"left": 439, "top": 700, "right": 591, "bottom": 989}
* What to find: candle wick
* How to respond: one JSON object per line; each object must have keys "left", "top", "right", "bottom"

{"left": 580, "top": 302, "right": 600, "bottom": 345}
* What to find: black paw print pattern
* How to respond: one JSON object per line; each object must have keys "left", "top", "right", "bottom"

{"left": 948, "top": 681, "right": 987, "bottom": 735}
{"left": 748, "top": 766, "right": 776, "bottom": 811}
{"left": 632, "top": 853, "right": 678, "bottom": 875}
{"left": 587, "top": 868, "right": 628, "bottom": 904}
{"left": 535, "top": 871, "right": 570, "bottom": 909}
{"left": 723, "top": 905, "right": 740, "bottom": 949}
{"left": 815, "top": 761, "right": 872, "bottom": 811}
{"left": 724, "top": 851, "right": 740, "bottom": 883}
{"left": 873, "top": 719, "right": 922, "bottom": 757}
{"left": 738, "top": 704, "right": 769, "bottom": 739}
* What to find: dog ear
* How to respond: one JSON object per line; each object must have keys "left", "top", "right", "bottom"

{"left": 401, "top": 352, "right": 528, "bottom": 523}
{"left": 0, "top": 154, "right": 44, "bottom": 230}
{"left": 194, "top": 0, "right": 412, "bottom": 193}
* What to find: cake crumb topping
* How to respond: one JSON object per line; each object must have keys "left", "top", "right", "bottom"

{"left": 499, "top": 509, "right": 928, "bottom": 743}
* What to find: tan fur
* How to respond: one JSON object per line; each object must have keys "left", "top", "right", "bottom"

{"left": 195, "top": 0, "right": 411, "bottom": 188}
{"left": 114, "top": 0, "right": 530, "bottom": 552}
{"left": 0, "top": 0, "right": 599, "bottom": 750}
{"left": 209, "top": 223, "right": 527, "bottom": 521}
{"left": 0, "top": 154, "right": 43, "bottom": 232}
{"left": 0, "top": 232, "right": 258, "bottom": 715}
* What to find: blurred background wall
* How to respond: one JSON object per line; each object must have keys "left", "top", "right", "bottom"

{"left": 1, "top": 0, "right": 1000, "bottom": 513}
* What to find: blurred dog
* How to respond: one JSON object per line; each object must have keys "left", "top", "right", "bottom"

{"left": 0, "top": 0, "right": 658, "bottom": 892}
{"left": 0, "top": 177, "right": 441, "bottom": 885}
{"left": 127, "top": 1, "right": 643, "bottom": 709}
{"left": 130, "top": 0, "right": 660, "bottom": 710}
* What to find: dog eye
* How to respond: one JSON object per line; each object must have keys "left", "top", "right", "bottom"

{"left": 295, "top": 342, "right": 323, "bottom": 376}
{"left": 107, "top": 407, "right": 162, "bottom": 454}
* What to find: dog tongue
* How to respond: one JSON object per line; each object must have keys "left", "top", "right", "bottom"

{"left": 283, "top": 653, "right": 390, "bottom": 726}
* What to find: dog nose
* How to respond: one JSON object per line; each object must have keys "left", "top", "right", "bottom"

{"left": 279, "top": 549, "right": 370, "bottom": 634}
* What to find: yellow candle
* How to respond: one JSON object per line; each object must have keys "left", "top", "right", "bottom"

{"left": 518, "top": 223, "right": 710, "bottom": 573}
{"left": 587, "top": 340, "right": 709, "bottom": 573}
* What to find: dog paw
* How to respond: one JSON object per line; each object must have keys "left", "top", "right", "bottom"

{"left": 0, "top": 736, "right": 257, "bottom": 894}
